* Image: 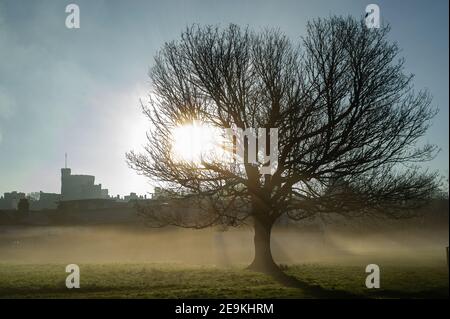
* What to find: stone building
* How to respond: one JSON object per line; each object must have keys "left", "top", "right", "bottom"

{"left": 61, "top": 167, "right": 109, "bottom": 201}
{"left": 0, "top": 191, "right": 26, "bottom": 209}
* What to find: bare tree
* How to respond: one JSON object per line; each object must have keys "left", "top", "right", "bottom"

{"left": 127, "top": 17, "right": 439, "bottom": 275}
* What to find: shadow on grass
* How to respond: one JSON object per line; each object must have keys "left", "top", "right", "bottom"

{"left": 269, "top": 270, "right": 361, "bottom": 298}
{"left": 254, "top": 269, "right": 449, "bottom": 299}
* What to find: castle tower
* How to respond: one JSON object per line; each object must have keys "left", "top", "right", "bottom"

{"left": 61, "top": 168, "right": 71, "bottom": 197}
{"left": 61, "top": 153, "right": 71, "bottom": 197}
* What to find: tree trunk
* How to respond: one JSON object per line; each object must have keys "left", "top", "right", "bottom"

{"left": 247, "top": 216, "right": 279, "bottom": 273}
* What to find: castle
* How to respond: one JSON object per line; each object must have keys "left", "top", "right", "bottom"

{"left": 0, "top": 154, "right": 159, "bottom": 211}
{"left": 0, "top": 163, "right": 109, "bottom": 210}
{"left": 61, "top": 167, "right": 108, "bottom": 201}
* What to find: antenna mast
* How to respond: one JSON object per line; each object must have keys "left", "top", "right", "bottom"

{"left": 65, "top": 152, "right": 67, "bottom": 169}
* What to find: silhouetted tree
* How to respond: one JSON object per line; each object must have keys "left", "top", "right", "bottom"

{"left": 127, "top": 17, "right": 439, "bottom": 276}
{"left": 17, "top": 198, "right": 29, "bottom": 213}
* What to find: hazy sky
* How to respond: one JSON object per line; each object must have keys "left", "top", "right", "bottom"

{"left": 0, "top": 0, "right": 448, "bottom": 196}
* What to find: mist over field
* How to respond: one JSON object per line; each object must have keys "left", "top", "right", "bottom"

{"left": 0, "top": 221, "right": 447, "bottom": 267}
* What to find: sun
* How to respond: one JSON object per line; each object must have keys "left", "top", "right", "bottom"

{"left": 171, "top": 121, "right": 225, "bottom": 164}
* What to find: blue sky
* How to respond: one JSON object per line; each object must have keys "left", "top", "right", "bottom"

{"left": 0, "top": 0, "right": 448, "bottom": 196}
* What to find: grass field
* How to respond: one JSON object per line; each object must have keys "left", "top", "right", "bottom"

{"left": 0, "top": 263, "right": 447, "bottom": 298}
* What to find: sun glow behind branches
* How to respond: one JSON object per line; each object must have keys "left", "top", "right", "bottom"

{"left": 171, "top": 121, "right": 228, "bottom": 164}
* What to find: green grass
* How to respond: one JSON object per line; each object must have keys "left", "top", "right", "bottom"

{"left": 0, "top": 263, "right": 448, "bottom": 298}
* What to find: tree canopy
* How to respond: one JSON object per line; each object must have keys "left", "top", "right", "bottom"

{"left": 127, "top": 16, "right": 439, "bottom": 273}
